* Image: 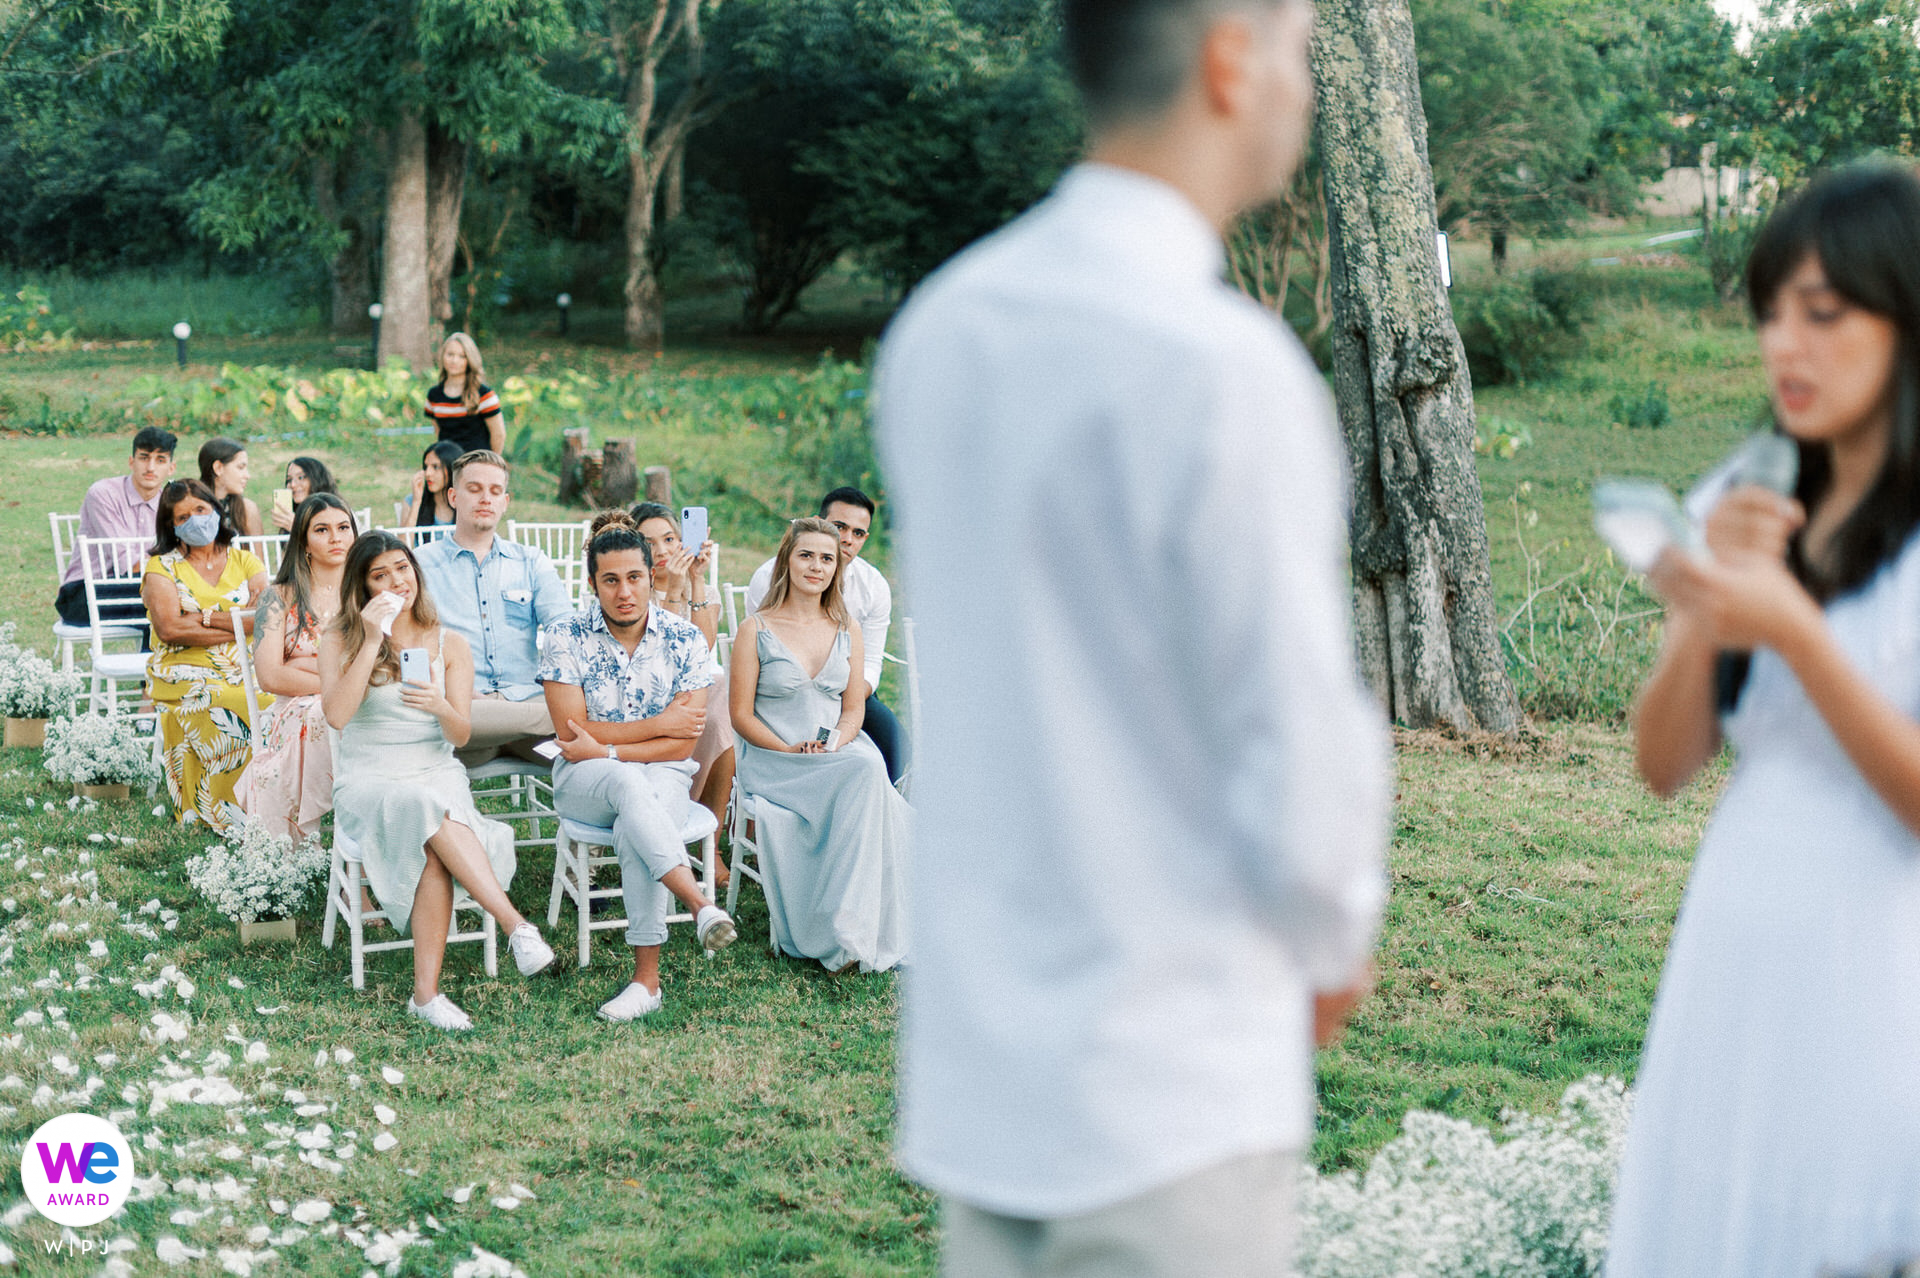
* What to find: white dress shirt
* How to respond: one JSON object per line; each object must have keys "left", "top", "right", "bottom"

{"left": 745, "top": 554, "right": 891, "bottom": 692}
{"left": 876, "top": 164, "right": 1390, "bottom": 1218}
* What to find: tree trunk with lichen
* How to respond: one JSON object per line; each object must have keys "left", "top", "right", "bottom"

{"left": 378, "top": 110, "right": 433, "bottom": 371}
{"left": 1312, "top": 0, "right": 1521, "bottom": 734}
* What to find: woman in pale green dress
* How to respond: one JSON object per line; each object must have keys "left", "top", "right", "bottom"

{"left": 320, "top": 531, "right": 556, "bottom": 1032}
{"left": 731, "top": 517, "right": 908, "bottom": 973}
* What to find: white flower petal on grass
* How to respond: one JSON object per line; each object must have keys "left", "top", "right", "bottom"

{"left": 0, "top": 1203, "right": 31, "bottom": 1229}
{"left": 255, "top": 1006, "right": 283, "bottom": 1015}
{"left": 268, "top": 1199, "right": 287, "bottom": 1215}
{"left": 373, "top": 1105, "right": 395, "bottom": 1125}
{"left": 447, "top": 1184, "right": 477, "bottom": 1204}
{"left": 451, "top": 1246, "right": 528, "bottom": 1278}
{"left": 0, "top": 1239, "right": 13, "bottom": 1265}
{"left": 314, "top": 1050, "right": 327, "bottom": 1071}
{"left": 332, "top": 1048, "right": 354, "bottom": 1065}
{"left": 216, "top": 1248, "right": 264, "bottom": 1276}
{"left": 289, "top": 1199, "right": 332, "bottom": 1224}
{"left": 88, "top": 940, "right": 108, "bottom": 959}
{"left": 244, "top": 1042, "right": 269, "bottom": 1065}
{"left": 228, "top": 977, "right": 245, "bottom": 990}
{"left": 155, "top": 1237, "right": 206, "bottom": 1265}
{"left": 490, "top": 1197, "right": 520, "bottom": 1211}
{"left": 169, "top": 1207, "right": 214, "bottom": 1226}
{"left": 372, "top": 1132, "right": 397, "bottom": 1152}
{"left": 509, "top": 1183, "right": 535, "bottom": 1201}
{"left": 379, "top": 1066, "right": 403, "bottom": 1086}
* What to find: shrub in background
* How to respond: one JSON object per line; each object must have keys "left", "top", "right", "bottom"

{"left": 1455, "top": 267, "right": 1598, "bottom": 386}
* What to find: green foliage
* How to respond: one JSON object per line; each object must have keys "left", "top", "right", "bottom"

{"left": 1749, "top": 0, "right": 1920, "bottom": 184}
{"left": 1475, "top": 416, "right": 1535, "bottom": 459}
{"left": 1702, "top": 212, "right": 1767, "bottom": 304}
{"left": 0, "top": 285, "right": 77, "bottom": 350}
{"left": 1454, "top": 267, "right": 1598, "bottom": 386}
{"left": 22, "top": 267, "right": 318, "bottom": 338}
{"left": 1605, "top": 382, "right": 1670, "bottom": 430}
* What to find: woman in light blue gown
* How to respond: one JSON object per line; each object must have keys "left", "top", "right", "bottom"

{"left": 731, "top": 517, "right": 908, "bottom": 973}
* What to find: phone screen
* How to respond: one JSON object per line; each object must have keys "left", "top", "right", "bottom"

{"left": 681, "top": 506, "right": 708, "bottom": 552}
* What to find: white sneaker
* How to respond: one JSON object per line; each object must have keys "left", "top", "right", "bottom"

{"left": 596, "top": 982, "right": 664, "bottom": 1022}
{"left": 508, "top": 922, "right": 555, "bottom": 977}
{"left": 695, "top": 905, "right": 737, "bottom": 953}
{"left": 406, "top": 994, "right": 473, "bottom": 1032}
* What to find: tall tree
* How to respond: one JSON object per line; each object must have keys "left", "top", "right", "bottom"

{"left": 1313, "top": 0, "right": 1522, "bottom": 733}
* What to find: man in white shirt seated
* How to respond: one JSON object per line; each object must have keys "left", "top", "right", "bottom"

{"left": 876, "top": 0, "right": 1390, "bottom": 1273}
{"left": 744, "top": 486, "right": 903, "bottom": 781}
{"left": 54, "top": 426, "right": 177, "bottom": 635}
{"left": 539, "top": 514, "right": 737, "bottom": 1022}
{"left": 414, "top": 450, "right": 574, "bottom": 765}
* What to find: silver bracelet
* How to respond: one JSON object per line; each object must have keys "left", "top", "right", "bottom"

{"left": 690, "top": 600, "right": 714, "bottom": 611}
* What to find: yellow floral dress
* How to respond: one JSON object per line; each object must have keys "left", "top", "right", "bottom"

{"left": 144, "top": 547, "right": 270, "bottom": 833}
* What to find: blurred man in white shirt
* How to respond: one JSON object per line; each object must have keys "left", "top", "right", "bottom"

{"left": 877, "top": 0, "right": 1390, "bottom": 1273}
{"left": 745, "top": 486, "right": 904, "bottom": 780}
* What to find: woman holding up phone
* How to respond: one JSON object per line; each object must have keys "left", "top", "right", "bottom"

{"left": 272, "top": 457, "right": 340, "bottom": 533}
{"left": 731, "top": 517, "right": 908, "bottom": 973}
{"left": 1608, "top": 164, "right": 1920, "bottom": 1275}
{"left": 631, "top": 502, "right": 729, "bottom": 836}
{"left": 322, "top": 531, "right": 555, "bottom": 1031}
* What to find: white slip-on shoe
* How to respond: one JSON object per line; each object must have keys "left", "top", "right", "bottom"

{"left": 695, "top": 905, "right": 737, "bottom": 953}
{"left": 596, "top": 982, "right": 664, "bottom": 1022}
{"left": 508, "top": 922, "right": 555, "bottom": 977}
{"left": 406, "top": 994, "right": 473, "bottom": 1032}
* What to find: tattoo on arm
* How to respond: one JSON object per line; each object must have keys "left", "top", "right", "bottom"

{"left": 252, "top": 590, "right": 284, "bottom": 655}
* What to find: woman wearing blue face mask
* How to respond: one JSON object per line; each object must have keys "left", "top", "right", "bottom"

{"left": 140, "top": 478, "right": 272, "bottom": 833}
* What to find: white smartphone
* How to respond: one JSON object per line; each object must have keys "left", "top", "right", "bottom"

{"left": 398, "top": 647, "right": 430, "bottom": 686}
{"left": 680, "top": 506, "right": 708, "bottom": 553}
{"left": 530, "top": 738, "right": 562, "bottom": 761}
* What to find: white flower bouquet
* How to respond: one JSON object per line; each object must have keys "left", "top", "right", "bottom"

{"left": 1297, "top": 1076, "right": 1631, "bottom": 1278}
{"left": 0, "top": 625, "right": 82, "bottom": 721}
{"left": 42, "top": 715, "right": 160, "bottom": 787}
{"left": 186, "top": 820, "right": 330, "bottom": 924}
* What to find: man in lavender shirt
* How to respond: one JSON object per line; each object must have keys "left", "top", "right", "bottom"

{"left": 54, "top": 426, "right": 177, "bottom": 626}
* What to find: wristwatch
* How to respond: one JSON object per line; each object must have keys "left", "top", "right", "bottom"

{"left": 606, "top": 744, "right": 618, "bottom": 761}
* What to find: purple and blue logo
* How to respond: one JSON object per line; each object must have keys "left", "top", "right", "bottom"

{"left": 19, "top": 1113, "right": 134, "bottom": 1226}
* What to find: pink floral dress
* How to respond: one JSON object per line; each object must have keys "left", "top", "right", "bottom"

{"left": 238, "top": 606, "right": 333, "bottom": 842}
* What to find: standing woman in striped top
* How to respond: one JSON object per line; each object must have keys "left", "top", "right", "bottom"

{"left": 425, "top": 332, "right": 504, "bottom": 455}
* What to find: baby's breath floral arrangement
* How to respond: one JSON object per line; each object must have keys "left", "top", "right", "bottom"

{"left": 0, "top": 624, "right": 82, "bottom": 721}
{"left": 42, "top": 714, "right": 159, "bottom": 787}
{"left": 1297, "top": 1076, "right": 1630, "bottom": 1277}
{"left": 186, "top": 820, "right": 329, "bottom": 924}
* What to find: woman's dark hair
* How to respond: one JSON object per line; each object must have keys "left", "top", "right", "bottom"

{"left": 271, "top": 494, "right": 358, "bottom": 644}
{"left": 151, "top": 478, "right": 235, "bottom": 556}
{"left": 198, "top": 437, "right": 250, "bottom": 538}
{"left": 414, "top": 441, "right": 465, "bottom": 527}
{"left": 629, "top": 501, "right": 676, "bottom": 529}
{"left": 1748, "top": 161, "right": 1920, "bottom": 601}
{"left": 333, "top": 530, "right": 438, "bottom": 686}
{"left": 287, "top": 456, "right": 337, "bottom": 497}
{"left": 586, "top": 509, "right": 652, "bottom": 579}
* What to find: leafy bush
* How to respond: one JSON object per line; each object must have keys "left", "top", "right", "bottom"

{"left": 185, "top": 821, "right": 329, "bottom": 924}
{"left": 1476, "top": 415, "right": 1535, "bottom": 459}
{"left": 1299, "top": 1076, "right": 1630, "bottom": 1277}
{"left": 42, "top": 715, "right": 159, "bottom": 787}
{"left": 0, "top": 625, "right": 83, "bottom": 720}
{"left": 1702, "top": 214, "right": 1766, "bottom": 303}
{"left": 1606, "top": 382, "right": 1670, "bottom": 430}
{"left": 0, "top": 285, "right": 77, "bottom": 352}
{"left": 1455, "top": 267, "right": 1597, "bottom": 386}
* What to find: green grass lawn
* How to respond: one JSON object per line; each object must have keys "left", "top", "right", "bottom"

{"left": 0, "top": 238, "right": 1765, "bottom": 1270}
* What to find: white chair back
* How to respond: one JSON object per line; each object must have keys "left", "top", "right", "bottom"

{"left": 235, "top": 534, "right": 289, "bottom": 577}
{"left": 50, "top": 512, "right": 81, "bottom": 580}
{"left": 353, "top": 506, "right": 373, "bottom": 530}
{"left": 506, "top": 520, "right": 590, "bottom": 604}
{"left": 77, "top": 536, "right": 153, "bottom": 655}
{"left": 225, "top": 610, "right": 263, "bottom": 727}
{"left": 387, "top": 523, "right": 455, "bottom": 549}
{"left": 723, "top": 583, "right": 752, "bottom": 639}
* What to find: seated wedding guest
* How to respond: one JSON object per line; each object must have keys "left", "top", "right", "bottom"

{"left": 322, "top": 531, "right": 555, "bottom": 1032}
{"left": 539, "top": 512, "right": 739, "bottom": 1021}
{"left": 414, "top": 450, "right": 571, "bottom": 764}
{"left": 732, "top": 517, "right": 908, "bottom": 973}
{"left": 401, "top": 441, "right": 463, "bottom": 529}
{"left": 141, "top": 479, "right": 269, "bottom": 834}
{"left": 55, "top": 426, "right": 176, "bottom": 628}
{"left": 241, "top": 495, "right": 358, "bottom": 842}
{"left": 199, "top": 437, "right": 263, "bottom": 537}
{"left": 631, "top": 502, "right": 731, "bottom": 841}
{"left": 271, "top": 457, "right": 340, "bottom": 533}
{"left": 746, "top": 487, "right": 904, "bottom": 782}
{"left": 425, "top": 333, "right": 504, "bottom": 454}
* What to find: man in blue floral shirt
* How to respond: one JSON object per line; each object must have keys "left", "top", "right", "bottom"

{"left": 538, "top": 516, "right": 738, "bottom": 1021}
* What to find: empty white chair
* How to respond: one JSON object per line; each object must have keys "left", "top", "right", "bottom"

{"left": 53, "top": 516, "right": 143, "bottom": 674}
{"left": 235, "top": 534, "right": 288, "bottom": 578}
{"left": 320, "top": 827, "right": 497, "bottom": 991}
{"left": 76, "top": 535, "right": 154, "bottom": 717}
{"left": 546, "top": 805, "right": 721, "bottom": 968}
{"left": 505, "top": 520, "right": 590, "bottom": 604}
{"left": 465, "top": 756, "right": 558, "bottom": 854}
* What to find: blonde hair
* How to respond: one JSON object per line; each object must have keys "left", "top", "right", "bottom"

{"left": 437, "top": 332, "right": 487, "bottom": 414}
{"left": 332, "top": 531, "right": 440, "bottom": 686}
{"left": 760, "top": 517, "right": 850, "bottom": 628}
